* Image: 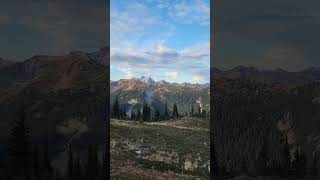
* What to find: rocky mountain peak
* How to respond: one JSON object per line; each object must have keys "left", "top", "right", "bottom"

{"left": 135, "top": 76, "right": 155, "bottom": 85}
{"left": 86, "top": 46, "right": 109, "bottom": 66}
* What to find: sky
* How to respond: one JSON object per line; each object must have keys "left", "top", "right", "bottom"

{"left": 214, "top": 0, "right": 320, "bottom": 71}
{"left": 0, "top": 0, "right": 108, "bottom": 61}
{"left": 110, "top": 0, "right": 210, "bottom": 84}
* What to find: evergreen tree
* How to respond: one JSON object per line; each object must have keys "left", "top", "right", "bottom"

{"left": 211, "top": 137, "right": 219, "bottom": 177}
{"left": 7, "top": 108, "right": 31, "bottom": 178}
{"left": 130, "top": 110, "right": 135, "bottom": 120}
{"left": 74, "top": 153, "right": 82, "bottom": 179}
{"left": 282, "top": 136, "right": 290, "bottom": 176}
{"left": 292, "top": 149, "right": 307, "bottom": 178}
{"left": 202, "top": 109, "right": 207, "bottom": 117}
{"left": 155, "top": 109, "right": 160, "bottom": 121}
{"left": 43, "top": 138, "right": 52, "bottom": 173}
{"left": 67, "top": 146, "right": 74, "bottom": 179}
{"left": 102, "top": 154, "right": 107, "bottom": 180}
{"left": 172, "top": 103, "right": 179, "bottom": 118}
{"left": 142, "top": 103, "right": 151, "bottom": 122}
{"left": 254, "top": 140, "right": 269, "bottom": 175}
{"left": 190, "top": 103, "right": 194, "bottom": 117}
{"left": 86, "top": 144, "right": 100, "bottom": 179}
{"left": 142, "top": 103, "right": 147, "bottom": 121}
{"left": 197, "top": 104, "right": 201, "bottom": 116}
{"left": 241, "top": 159, "right": 248, "bottom": 175}
{"left": 311, "top": 151, "right": 319, "bottom": 177}
{"left": 136, "top": 109, "right": 141, "bottom": 121}
{"left": 112, "top": 97, "right": 120, "bottom": 118}
{"left": 148, "top": 106, "right": 151, "bottom": 121}
{"left": 164, "top": 103, "right": 169, "bottom": 120}
{"left": 32, "top": 144, "right": 40, "bottom": 177}
{"left": 121, "top": 108, "right": 126, "bottom": 120}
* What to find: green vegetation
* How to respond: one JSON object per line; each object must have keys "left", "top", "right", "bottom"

{"left": 111, "top": 117, "right": 210, "bottom": 179}
{"left": 212, "top": 78, "right": 320, "bottom": 179}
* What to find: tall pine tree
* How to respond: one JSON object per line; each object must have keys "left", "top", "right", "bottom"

{"left": 164, "top": 103, "right": 169, "bottom": 120}
{"left": 155, "top": 109, "right": 160, "bottom": 121}
{"left": 190, "top": 103, "right": 194, "bottom": 117}
{"left": 112, "top": 97, "right": 120, "bottom": 118}
{"left": 73, "top": 153, "right": 82, "bottom": 179}
{"left": 43, "top": 138, "right": 52, "bottom": 174}
{"left": 8, "top": 108, "right": 31, "bottom": 178}
{"left": 86, "top": 144, "right": 100, "bottom": 179}
{"left": 197, "top": 104, "right": 201, "bottom": 117}
{"left": 282, "top": 136, "right": 290, "bottom": 176}
{"left": 254, "top": 140, "right": 269, "bottom": 175}
{"left": 292, "top": 148, "right": 307, "bottom": 178}
{"left": 142, "top": 103, "right": 149, "bottom": 122}
{"left": 311, "top": 151, "right": 319, "bottom": 177}
{"left": 172, "top": 103, "right": 179, "bottom": 119}
{"left": 67, "top": 145, "right": 74, "bottom": 179}
{"left": 136, "top": 109, "right": 141, "bottom": 121}
{"left": 32, "top": 144, "right": 40, "bottom": 177}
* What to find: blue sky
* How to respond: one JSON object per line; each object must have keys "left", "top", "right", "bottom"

{"left": 110, "top": 0, "right": 210, "bottom": 83}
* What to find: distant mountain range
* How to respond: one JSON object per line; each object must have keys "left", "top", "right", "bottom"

{"left": 111, "top": 77, "right": 210, "bottom": 116}
{"left": 212, "top": 66, "right": 320, "bottom": 84}
{"left": 112, "top": 76, "right": 210, "bottom": 88}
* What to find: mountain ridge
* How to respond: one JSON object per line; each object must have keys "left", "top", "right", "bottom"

{"left": 0, "top": 48, "right": 108, "bottom": 170}
{"left": 111, "top": 76, "right": 210, "bottom": 117}
{"left": 212, "top": 66, "right": 320, "bottom": 84}
{"left": 112, "top": 76, "right": 210, "bottom": 88}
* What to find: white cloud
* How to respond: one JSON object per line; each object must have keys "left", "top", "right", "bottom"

{"left": 180, "top": 42, "right": 210, "bottom": 59}
{"left": 165, "top": 72, "right": 178, "bottom": 79}
{"left": 155, "top": 44, "right": 175, "bottom": 54}
{"left": 111, "top": 42, "right": 209, "bottom": 70}
{"left": 191, "top": 75, "right": 207, "bottom": 84}
{"left": 115, "top": 64, "right": 135, "bottom": 79}
{"left": 111, "top": 2, "right": 159, "bottom": 48}
{"left": 168, "top": 0, "right": 210, "bottom": 26}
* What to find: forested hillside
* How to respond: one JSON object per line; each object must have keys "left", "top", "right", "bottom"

{"left": 212, "top": 78, "right": 320, "bottom": 179}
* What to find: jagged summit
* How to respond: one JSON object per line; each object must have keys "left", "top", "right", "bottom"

{"left": 135, "top": 76, "right": 156, "bottom": 85}
{"left": 115, "top": 76, "right": 210, "bottom": 88}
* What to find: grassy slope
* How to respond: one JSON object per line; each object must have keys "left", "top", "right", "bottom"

{"left": 111, "top": 117, "right": 210, "bottom": 179}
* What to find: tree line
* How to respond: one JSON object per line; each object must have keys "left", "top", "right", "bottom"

{"left": 211, "top": 79, "right": 320, "bottom": 179}
{"left": 111, "top": 97, "right": 208, "bottom": 121}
